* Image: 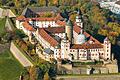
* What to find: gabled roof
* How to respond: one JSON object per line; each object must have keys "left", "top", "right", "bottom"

{"left": 16, "top": 15, "right": 25, "bottom": 20}
{"left": 44, "top": 27, "right": 65, "bottom": 34}
{"left": 28, "top": 6, "right": 60, "bottom": 13}
{"left": 17, "top": 13, "right": 63, "bottom": 21}
{"left": 71, "top": 44, "right": 103, "bottom": 49}
{"left": 31, "top": 17, "right": 56, "bottom": 21}
{"left": 73, "top": 24, "right": 90, "bottom": 37}
{"left": 55, "top": 13, "right": 64, "bottom": 20}
{"left": 39, "top": 29, "right": 59, "bottom": 47}
{"left": 22, "top": 22, "right": 35, "bottom": 31}
{"left": 73, "top": 24, "right": 101, "bottom": 44}
{"left": 56, "top": 20, "right": 66, "bottom": 26}
{"left": 22, "top": 6, "right": 60, "bottom": 17}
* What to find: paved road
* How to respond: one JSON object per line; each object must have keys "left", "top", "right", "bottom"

{"left": 56, "top": 75, "right": 120, "bottom": 80}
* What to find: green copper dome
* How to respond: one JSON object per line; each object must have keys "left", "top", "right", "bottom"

{"left": 77, "top": 34, "right": 86, "bottom": 44}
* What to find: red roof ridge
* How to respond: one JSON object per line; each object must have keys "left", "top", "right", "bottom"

{"left": 55, "top": 13, "right": 64, "bottom": 20}
{"left": 73, "top": 24, "right": 101, "bottom": 44}
{"left": 22, "top": 22, "right": 35, "bottom": 31}
{"left": 44, "top": 27, "right": 65, "bottom": 33}
{"left": 16, "top": 15, "right": 25, "bottom": 20}
{"left": 39, "top": 28, "right": 59, "bottom": 47}
{"left": 71, "top": 43, "right": 103, "bottom": 49}
{"left": 56, "top": 20, "right": 66, "bottom": 26}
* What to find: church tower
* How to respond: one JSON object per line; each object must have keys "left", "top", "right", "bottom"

{"left": 61, "top": 33, "right": 70, "bottom": 59}
{"left": 103, "top": 37, "right": 111, "bottom": 60}
{"left": 65, "top": 20, "right": 73, "bottom": 44}
{"left": 76, "top": 9, "right": 83, "bottom": 28}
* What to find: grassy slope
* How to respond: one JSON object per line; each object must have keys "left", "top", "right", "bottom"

{"left": 0, "top": 50, "right": 23, "bottom": 80}
{"left": 0, "top": 18, "right": 6, "bottom": 35}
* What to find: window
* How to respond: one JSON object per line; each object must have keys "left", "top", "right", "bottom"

{"left": 107, "top": 50, "right": 109, "bottom": 52}
{"left": 92, "top": 54, "right": 94, "bottom": 56}
{"left": 102, "top": 53, "right": 103, "bottom": 55}
{"left": 83, "top": 54, "right": 86, "bottom": 56}
{"left": 88, "top": 54, "right": 91, "bottom": 56}
{"left": 107, "top": 54, "right": 108, "bottom": 56}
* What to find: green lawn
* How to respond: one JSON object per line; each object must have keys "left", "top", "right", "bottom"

{"left": 0, "top": 18, "right": 6, "bottom": 35}
{"left": 0, "top": 50, "right": 24, "bottom": 80}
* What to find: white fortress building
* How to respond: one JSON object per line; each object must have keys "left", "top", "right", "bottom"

{"left": 16, "top": 7, "right": 112, "bottom": 61}
{"left": 99, "top": 0, "right": 120, "bottom": 14}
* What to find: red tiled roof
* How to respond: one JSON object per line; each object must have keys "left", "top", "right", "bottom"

{"left": 16, "top": 15, "right": 25, "bottom": 20}
{"left": 39, "top": 29, "right": 59, "bottom": 47}
{"left": 73, "top": 24, "right": 100, "bottom": 44}
{"left": 44, "top": 27, "right": 65, "bottom": 33}
{"left": 22, "top": 22, "right": 35, "bottom": 31}
{"left": 88, "top": 36, "right": 100, "bottom": 44}
{"left": 55, "top": 13, "right": 64, "bottom": 20}
{"left": 56, "top": 20, "right": 66, "bottom": 26}
{"left": 71, "top": 44, "right": 103, "bottom": 49}
{"left": 73, "top": 24, "right": 90, "bottom": 37}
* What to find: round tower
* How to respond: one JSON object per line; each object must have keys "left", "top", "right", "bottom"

{"left": 65, "top": 20, "right": 73, "bottom": 43}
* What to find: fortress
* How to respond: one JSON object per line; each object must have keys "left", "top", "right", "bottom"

{"left": 16, "top": 7, "right": 111, "bottom": 62}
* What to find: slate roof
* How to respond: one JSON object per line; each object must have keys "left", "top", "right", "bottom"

{"left": 29, "top": 6, "right": 59, "bottom": 13}
{"left": 22, "top": 6, "right": 60, "bottom": 17}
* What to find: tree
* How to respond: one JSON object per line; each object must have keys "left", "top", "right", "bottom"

{"left": 38, "top": 0, "right": 45, "bottom": 6}
{"left": 44, "top": 72, "right": 49, "bottom": 80}
{"left": 21, "top": 42, "right": 28, "bottom": 52}
{"left": 70, "top": 13, "right": 77, "bottom": 22}
{"left": 48, "top": 63, "right": 57, "bottom": 79}
{"left": 29, "top": 66, "right": 39, "bottom": 80}
{"left": 21, "top": 68, "right": 30, "bottom": 80}
{"left": 15, "top": 29, "right": 26, "bottom": 39}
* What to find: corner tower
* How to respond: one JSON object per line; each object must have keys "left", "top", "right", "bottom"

{"left": 103, "top": 37, "right": 111, "bottom": 60}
